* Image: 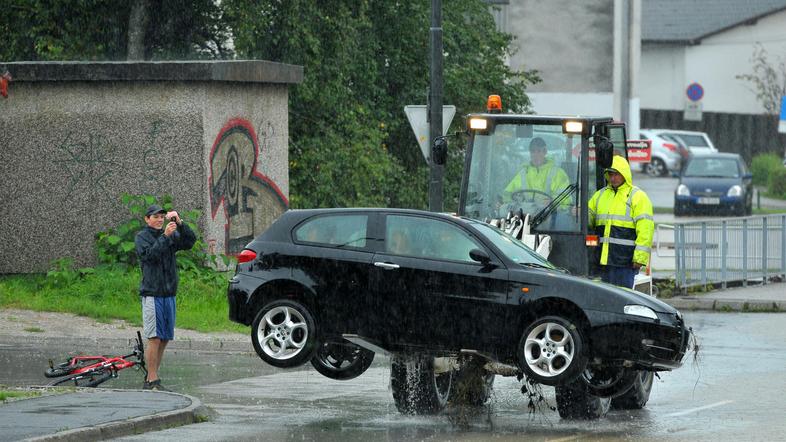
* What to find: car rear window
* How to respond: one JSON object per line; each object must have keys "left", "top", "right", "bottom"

{"left": 667, "top": 133, "right": 708, "bottom": 147}
{"left": 294, "top": 214, "right": 368, "bottom": 248}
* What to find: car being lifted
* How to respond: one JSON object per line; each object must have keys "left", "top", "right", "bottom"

{"left": 227, "top": 207, "right": 690, "bottom": 419}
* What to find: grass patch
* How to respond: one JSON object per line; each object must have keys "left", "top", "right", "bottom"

{"left": 0, "top": 266, "right": 246, "bottom": 334}
{"left": 23, "top": 327, "right": 44, "bottom": 333}
{"left": 0, "top": 389, "right": 41, "bottom": 402}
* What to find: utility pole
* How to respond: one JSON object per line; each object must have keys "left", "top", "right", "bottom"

{"left": 428, "top": 0, "right": 444, "bottom": 212}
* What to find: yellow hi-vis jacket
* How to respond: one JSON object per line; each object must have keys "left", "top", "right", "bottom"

{"left": 588, "top": 155, "right": 654, "bottom": 267}
{"left": 504, "top": 158, "right": 570, "bottom": 200}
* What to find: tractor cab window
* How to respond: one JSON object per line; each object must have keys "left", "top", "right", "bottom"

{"left": 463, "top": 122, "right": 580, "bottom": 232}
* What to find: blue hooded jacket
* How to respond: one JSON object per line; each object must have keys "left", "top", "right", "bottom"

{"left": 135, "top": 223, "right": 196, "bottom": 297}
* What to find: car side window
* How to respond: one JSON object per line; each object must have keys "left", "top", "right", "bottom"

{"left": 294, "top": 214, "right": 368, "bottom": 248}
{"left": 386, "top": 215, "right": 481, "bottom": 263}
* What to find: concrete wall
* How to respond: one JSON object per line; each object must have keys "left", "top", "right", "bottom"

{"left": 641, "top": 9, "right": 786, "bottom": 114}
{"left": 0, "top": 61, "right": 302, "bottom": 273}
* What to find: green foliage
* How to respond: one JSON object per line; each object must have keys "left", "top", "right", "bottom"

{"left": 224, "top": 0, "right": 537, "bottom": 210}
{"left": 0, "top": 390, "right": 41, "bottom": 402}
{"left": 768, "top": 167, "right": 786, "bottom": 198}
{"left": 751, "top": 152, "right": 783, "bottom": 186}
{"left": 1, "top": 0, "right": 231, "bottom": 61}
{"left": 45, "top": 258, "right": 95, "bottom": 288}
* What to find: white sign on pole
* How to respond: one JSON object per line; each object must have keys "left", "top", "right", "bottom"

{"left": 683, "top": 100, "right": 703, "bottom": 122}
{"left": 404, "top": 105, "right": 456, "bottom": 162}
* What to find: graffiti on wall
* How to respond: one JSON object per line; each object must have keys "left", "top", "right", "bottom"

{"left": 52, "top": 131, "right": 120, "bottom": 200}
{"left": 209, "top": 118, "right": 288, "bottom": 255}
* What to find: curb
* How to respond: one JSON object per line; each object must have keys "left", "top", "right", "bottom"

{"left": 25, "top": 391, "right": 208, "bottom": 442}
{"left": 663, "top": 297, "right": 786, "bottom": 312}
{"left": 0, "top": 334, "right": 251, "bottom": 354}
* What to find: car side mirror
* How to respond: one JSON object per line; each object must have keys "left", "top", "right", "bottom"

{"left": 469, "top": 248, "right": 491, "bottom": 265}
{"left": 432, "top": 137, "right": 448, "bottom": 166}
{"left": 595, "top": 137, "right": 614, "bottom": 170}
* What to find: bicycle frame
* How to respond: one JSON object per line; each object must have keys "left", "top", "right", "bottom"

{"left": 46, "top": 331, "right": 147, "bottom": 387}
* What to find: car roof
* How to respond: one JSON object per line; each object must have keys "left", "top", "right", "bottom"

{"left": 641, "top": 128, "right": 709, "bottom": 137}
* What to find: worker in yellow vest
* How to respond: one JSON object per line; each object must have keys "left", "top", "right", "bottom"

{"left": 588, "top": 155, "right": 654, "bottom": 288}
{"left": 503, "top": 137, "right": 570, "bottom": 202}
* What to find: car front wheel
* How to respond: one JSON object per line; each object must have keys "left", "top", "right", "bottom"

{"left": 251, "top": 299, "right": 318, "bottom": 368}
{"left": 518, "top": 316, "right": 587, "bottom": 386}
{"left": 646, "top": 158, "right": 668, "bottom": 177}
{"left": 610, "top": 370, "right": 654, "bottom": 409}
{"left": 390, "top": 355, "right": 453, "bottom": 414}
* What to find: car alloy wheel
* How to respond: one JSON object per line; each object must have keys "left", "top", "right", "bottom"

{"left": 647, "top": 158, "right": 668, "bottom": 177}
{"left": 518, "top": 316, "right": 587, "bottom": 386}
{"left": 251, "top": 299, "right": 318, "bottom": 368}
{"left": 310, "top": 341, "right": 375, "bottom": 381}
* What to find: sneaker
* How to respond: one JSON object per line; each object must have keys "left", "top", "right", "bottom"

{"left": 144, "top": 379, "right": 170, "bottom": 392}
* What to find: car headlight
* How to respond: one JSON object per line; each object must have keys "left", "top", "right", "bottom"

{"left": 676, "top": 184, "right": 690, "bottom": 196}
{"left": 727, "top": 185, "right": 742, "bottom": 197}
{"left": 624, "top": 305, "right": 658, "bottom": 320}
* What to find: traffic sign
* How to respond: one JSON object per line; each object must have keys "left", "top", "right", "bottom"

{"left": 779, "top": 96, "right": 786, "bottom": 133}
{"left": 686, "top": 82, "right": 704, "bottom": 102}
{"left": 404, "top": 105, "right": 456, "bottom": 163}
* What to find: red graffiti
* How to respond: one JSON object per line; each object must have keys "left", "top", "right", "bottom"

{"left": 209, "top": 118, "right": 288, "bottom": 255}
{"left": 0, "top": 72, "right": 11, "bottom": 98}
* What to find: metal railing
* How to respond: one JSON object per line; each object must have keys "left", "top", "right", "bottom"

{"left": 668, "top": 215, "right": 786, "bottom": 290}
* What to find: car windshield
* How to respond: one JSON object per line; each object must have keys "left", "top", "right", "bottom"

{"left": 683, "top": 157, "right": 740, "bottom": 178}
{"left": 469, "top": 220, "right": 558, "bottom": 269}
{"left": 463, "top": 122, "right": 582, "bottom": 233}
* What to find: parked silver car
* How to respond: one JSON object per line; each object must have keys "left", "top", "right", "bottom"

{"left": 638, "top": 129, "right": 688, "bottom": 176}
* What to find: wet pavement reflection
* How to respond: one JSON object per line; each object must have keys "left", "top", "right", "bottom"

{"left": 3, "top": 311, "right": 786, "bottom": 441}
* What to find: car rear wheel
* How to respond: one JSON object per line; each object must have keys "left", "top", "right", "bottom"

{"left": 251, "top": 299, "right": 318, "bottom": 368}
{"left": 610, "top": 370, "right": 654, "bottom": 409}
{"left": 518, "top": 316, "right": 587, "bottom": 386}
{"left": 390, "top": 355, "right": 453, "bottom": 414}
{"left": 555, "top": 378, "right": 611, "bottom": 419}
{"left": 646, "top": 158, "right": 668, "bottom": 177}
{"left": 310, "top": 340, "right": 374, "bottom": 380}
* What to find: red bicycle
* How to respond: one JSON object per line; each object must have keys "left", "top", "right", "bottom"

{"left": 45, "top": 331, "right": 147, "bottom": 387}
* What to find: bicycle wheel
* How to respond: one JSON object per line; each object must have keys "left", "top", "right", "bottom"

{"left": 48, "top": 369, "right": 113, "bottom": 388}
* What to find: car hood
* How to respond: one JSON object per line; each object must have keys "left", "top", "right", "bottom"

{"left": 512, "top": 269, "right": 679, "bottom": 314}
{"left": 680, "top": 176, "right": 740, "bottom": 192}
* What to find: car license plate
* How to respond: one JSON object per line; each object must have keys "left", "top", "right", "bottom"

{"left": 697, "top": 197, "right": 720, "bottom": 205}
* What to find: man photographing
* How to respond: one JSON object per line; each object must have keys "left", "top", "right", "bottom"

{"left": 135, "top": 204, "right": 196, "bottom": 391}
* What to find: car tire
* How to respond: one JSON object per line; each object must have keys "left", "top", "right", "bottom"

{"left": 447, "top": 355, "right": 495, "bottom": 406}
{"left": 518, "top": 316, "right": 587, "bottom": 386}
{"left": 647, "top": 158, "right": 668, "bottom": 177}
{"left": 390, "top": 355, "right": 453, "bottom": 414}
{"left": 555, "top": 378, "right": 611, "bottom": 419}
{"left": 310, "top": 340, "right": 374, "bottom": 381}
{"left": 580, "top": 366, "right": 638, "bottom": 398}
{"left": 251, "top": 299, "right": 318, "bottom": 368}
{"left": 610, "top": 370, "right": 654, "bottom": 409}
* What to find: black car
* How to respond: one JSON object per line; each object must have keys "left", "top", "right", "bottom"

{"left": 674, "top": 153, "right": 754, "bottom": 216}
{"left": 228, "top": 208, "right": 689, "bottom": 418}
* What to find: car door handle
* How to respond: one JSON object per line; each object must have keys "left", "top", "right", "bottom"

{"left": 374, "top": 262, "right": 400, "bottom": 270}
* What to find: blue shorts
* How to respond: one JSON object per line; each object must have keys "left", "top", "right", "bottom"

{"left": 141, "top": 296, "right": 176, "bottom": 341}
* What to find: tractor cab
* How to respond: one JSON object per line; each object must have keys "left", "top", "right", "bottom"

{"left": 455, "top": 96, "right": 645, "bottom": 277}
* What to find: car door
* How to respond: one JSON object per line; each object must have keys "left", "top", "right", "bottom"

{"left": 291, "top": 212, "right": 375, "bottom": 337}
{"left": 368, "top": 214, "right": 509, "bottom": 351}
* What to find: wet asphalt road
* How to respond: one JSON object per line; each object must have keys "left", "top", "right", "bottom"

{"left": 2, "top": 311, "right": 786, "bottom": 441}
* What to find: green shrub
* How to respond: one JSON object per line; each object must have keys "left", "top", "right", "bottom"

{"left": 751, "top": 152, "right": 783, "bottom": 186}
{"left": 768, "top": 167, "right": 786, "bottom": 199}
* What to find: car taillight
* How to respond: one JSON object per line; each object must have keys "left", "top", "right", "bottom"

{"left": 237, "top": 249, "right": 257, "bottom": 263}
{"left": 663, "top": 142, "right": 678, "bottom": 152}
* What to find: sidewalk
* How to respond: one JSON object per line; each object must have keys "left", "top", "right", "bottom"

{"left": 660, "top": 280, "right": 786, "bottom": 312}
{"left": 0, "top": 309, "right": 246, "bottom": 441}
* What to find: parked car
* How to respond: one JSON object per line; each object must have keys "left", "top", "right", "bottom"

{"left": 638, "top": 129, "right": 690, "bottom": 176}
{"left": 645, "top": 129, "right": 717, "bottom": 155}
{"left": 227, "top": 208, "right": 690, "bottom": 417}
{"left": 674, "top": 153, "right": 753, "bottom": 216}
